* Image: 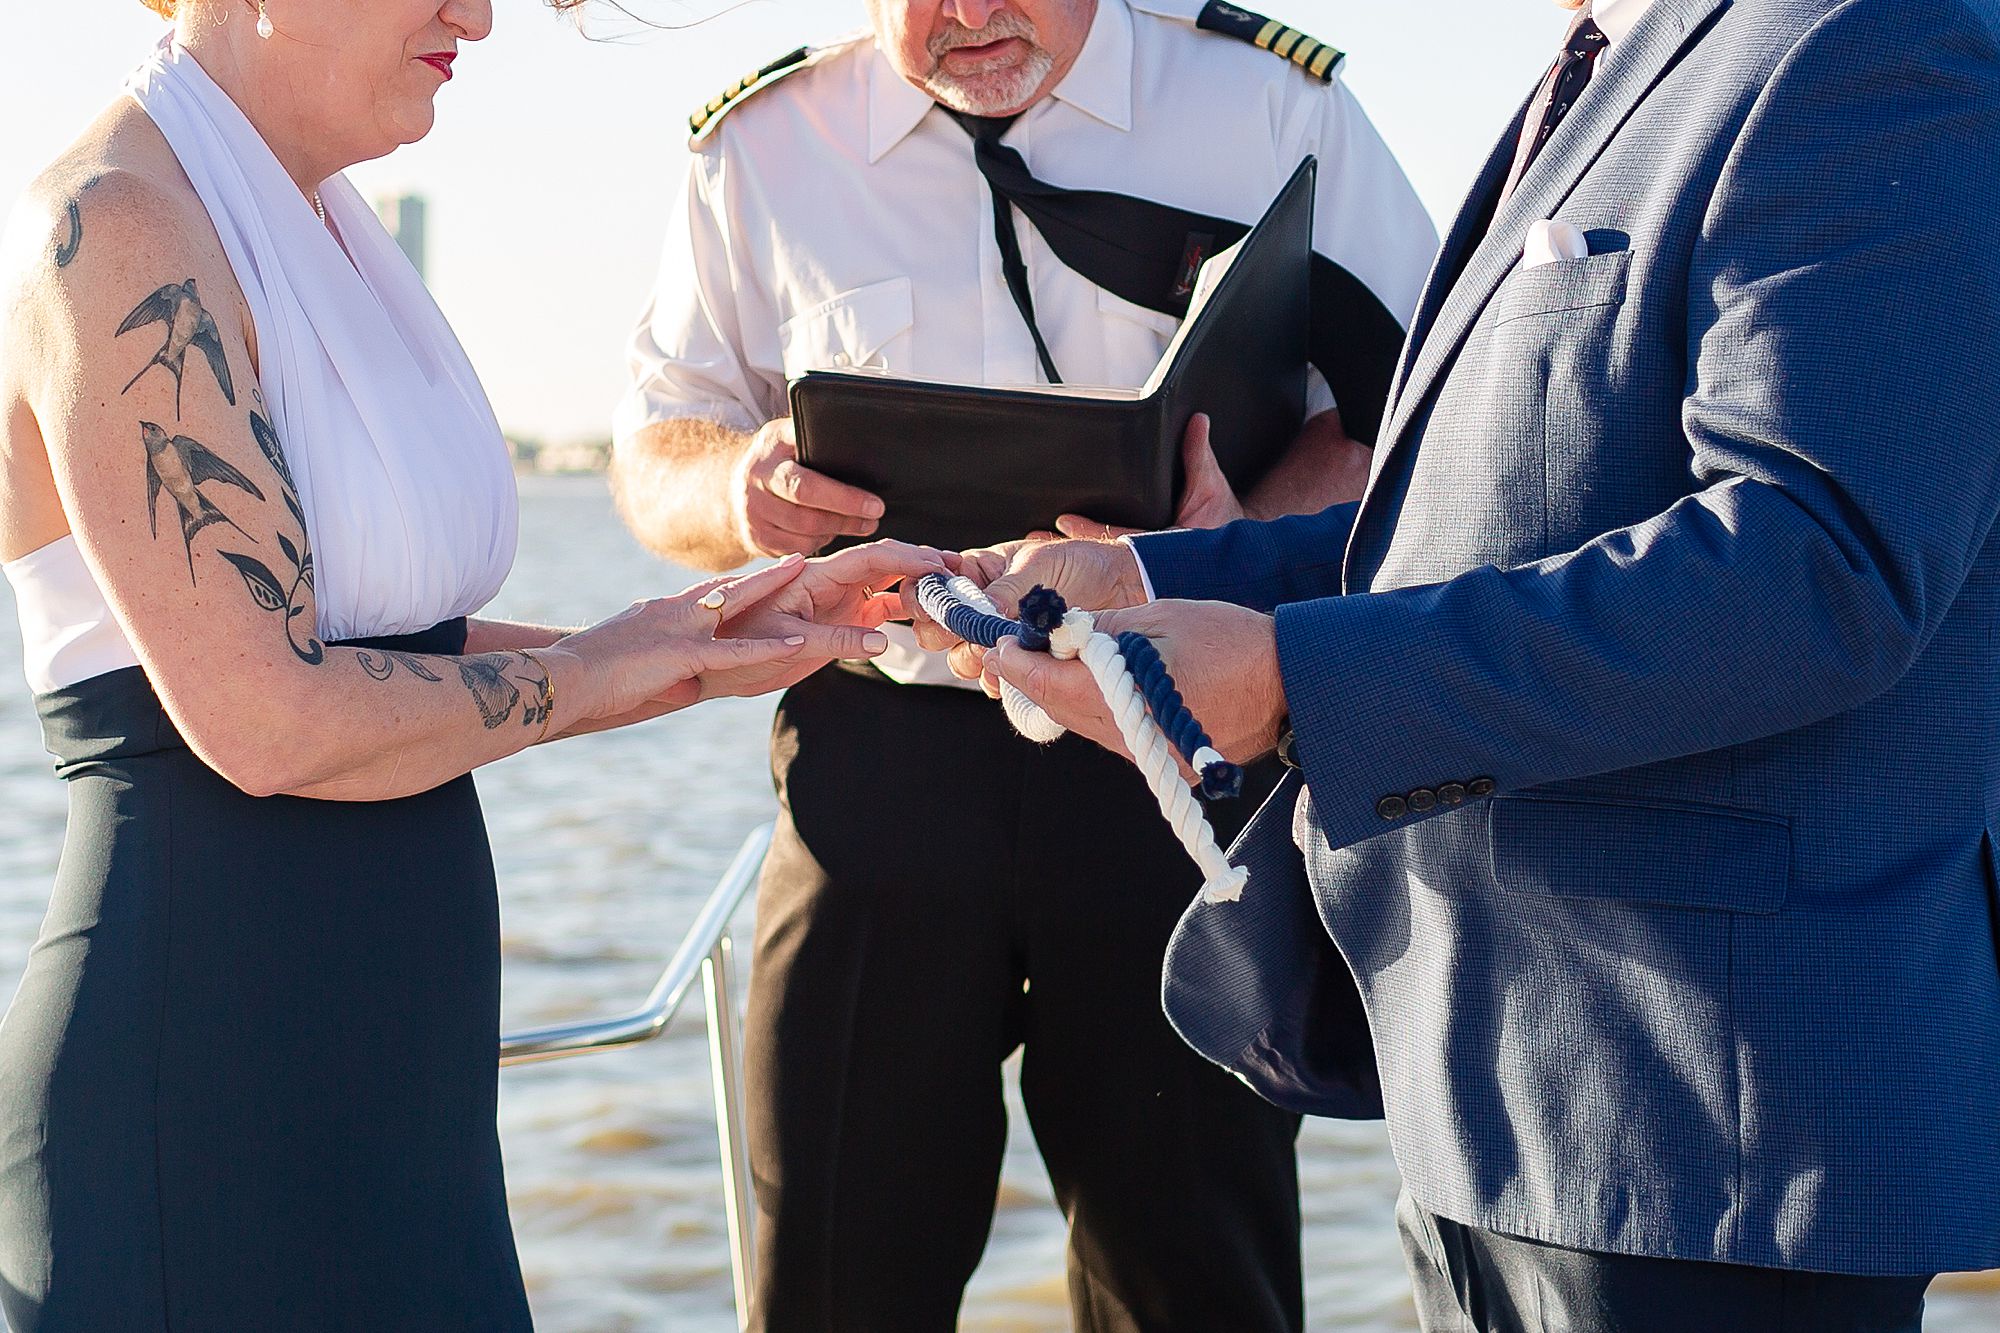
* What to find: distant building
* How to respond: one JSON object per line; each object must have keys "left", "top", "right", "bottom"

{"left": 377, "top": 194, "right": 428, "bottom": 281}
{"left": 532, "top": 439, "right": 613, "bottom": 474}
{"left": 505, "top": 434, "right": 610, "bottom": 474}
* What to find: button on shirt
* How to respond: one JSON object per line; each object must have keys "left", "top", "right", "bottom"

{"left": 616, "top": 0, "right": 1437, "bottom": 686}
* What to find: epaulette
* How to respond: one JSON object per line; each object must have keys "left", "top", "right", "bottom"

{"left": 1193, "top": 1, "right": 1344, "bottom": 83}
{"left": 688, "top": 45, "right": 819, "bottom": 146}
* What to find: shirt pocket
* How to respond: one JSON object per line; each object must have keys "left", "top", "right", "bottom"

{"left": 777, "top": 276, "right": 915, "bottom": 379}
{"left": 1087, "top": 286, "right": 1186, "bottom": 387}
{"left": 1096, "top": 286, "right": 1184, "bottom": 340}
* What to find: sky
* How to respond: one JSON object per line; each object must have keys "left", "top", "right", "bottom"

{"left": 1, "top": 1, "right": 1572, "bottom": 442}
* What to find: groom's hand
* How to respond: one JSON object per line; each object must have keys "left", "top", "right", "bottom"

{"left": 983, "top": 600, "right": 1288, "bottom": 768}
{"left": 907, "top": 536, "right": 1149, "bottom": 680}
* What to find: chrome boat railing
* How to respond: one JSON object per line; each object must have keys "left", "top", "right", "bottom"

{"left": 499, "top": 822, "right": 772, "bottom": 1329}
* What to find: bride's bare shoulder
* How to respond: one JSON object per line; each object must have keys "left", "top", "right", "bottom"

{"left": 2, "top": 99, "right": 249, "bottom": 461}
{"left": 0, "top": 102, "right": 219, "bottom": 557}
{"left": 3, "top": 99, "right": 222, "bottom": 315}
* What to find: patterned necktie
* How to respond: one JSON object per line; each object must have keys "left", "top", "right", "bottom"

{"left": 938, "top": 107, "right": 1411, "bottom": 441}
{"left": 1499, "top": 13, "right": 1611, "bottom": 205}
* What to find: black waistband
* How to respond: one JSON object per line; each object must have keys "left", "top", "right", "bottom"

{"left": 36, "top": 618, "right": 471, "bottom": 770}
{"left": 334, "top": 618, "right": 469, "bottom": 657}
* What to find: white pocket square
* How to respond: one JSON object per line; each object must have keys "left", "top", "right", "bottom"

{"left": 1523, "top": 219, "right": 1590, "bottom": 270}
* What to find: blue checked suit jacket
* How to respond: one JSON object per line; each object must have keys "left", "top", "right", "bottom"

{"left": 1131, "top": 0, "right": 2000, "bottom": 1277}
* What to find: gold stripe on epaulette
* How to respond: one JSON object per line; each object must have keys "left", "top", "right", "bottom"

{"left": 692, "top": 74, "right": 755, "bottom": 133}
{"left": 1195, "top": 4, "right": 1343, "bottom": 84}
{"left": 688, "top": 45, "right": 815, "bottom": 141}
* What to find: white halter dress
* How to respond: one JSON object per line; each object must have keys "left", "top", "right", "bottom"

{"left": 3, "top": 36, "right": 517, "bottom": 691}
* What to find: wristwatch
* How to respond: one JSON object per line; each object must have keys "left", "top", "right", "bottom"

{"left": 1275, "top": 717, "right": 1300, "bottom": 770}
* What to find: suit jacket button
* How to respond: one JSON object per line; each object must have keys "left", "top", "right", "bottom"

{"left": 1437, "top": 783, "right": 1466, "bottom": 806}
{"left": 1468, "top": 777, "right": 1496, "bottom": 798}
{"left": 1377, "top": 795, "right": 1408, "bottom": 821}
{"left": 1408, "top": 788, "right": 1438, "bottom": 813}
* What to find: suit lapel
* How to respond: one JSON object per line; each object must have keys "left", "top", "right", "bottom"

{"left": 1386, "top": 95, "right": 1529, "bottom": 409}
{"left": 1365, "top": 0, "right": 1731, "bottom": 511}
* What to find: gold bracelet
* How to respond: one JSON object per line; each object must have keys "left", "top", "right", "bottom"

{"left": 519, "top": 649, "right": 557, "bottom": 745}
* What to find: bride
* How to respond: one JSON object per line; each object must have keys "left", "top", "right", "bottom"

{"left": 0, "top": 1, "right": 939, "bottom": 1327}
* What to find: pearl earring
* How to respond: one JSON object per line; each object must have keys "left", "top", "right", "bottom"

{"left": 256, "top": 3, "right": 273, "bottom": 39}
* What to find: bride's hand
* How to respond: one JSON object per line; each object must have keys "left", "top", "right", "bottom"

{"left": 783, "top": 540, "right": 953, "bottom": 627}
{"left": 703, "top": 540, "right": 952, "bottom": 700}
{"left": 548, "top": 556, "right": 876, "bottom": 733}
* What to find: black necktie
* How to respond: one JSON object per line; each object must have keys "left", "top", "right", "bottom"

{"left": 949, "top": 110, "right": 1066, "bottom": 383}
{"left": 941, "top": 109, "right": 1410, "bottom": 442}
{"left": 1501, "top": 14, "right": 1610, "bottom": 203}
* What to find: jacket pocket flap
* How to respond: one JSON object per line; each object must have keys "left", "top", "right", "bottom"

{"left": 1494, "top": 248, "right": 1633, "bottom": 326}
{"left": 778, "top": 276, "right": 915, "bottom": 371}
{"left": 1488, "top": 794, "right": 1790, "bottom": 914}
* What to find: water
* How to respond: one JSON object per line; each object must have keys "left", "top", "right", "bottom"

{"left": 0, "top": 473, "right": 1994, "bottom": 1331}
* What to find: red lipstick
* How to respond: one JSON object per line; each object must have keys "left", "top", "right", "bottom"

{"left": 418, "top": 52, "right": 456, "bottom": 81}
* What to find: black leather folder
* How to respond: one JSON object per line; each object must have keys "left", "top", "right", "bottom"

{"left": 790, "top": 158, "right": 1315, "bottom": 553}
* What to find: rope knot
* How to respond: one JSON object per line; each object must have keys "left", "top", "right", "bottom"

{"left": 1015, "top": 585, "right": 1068, "bottom": 652}
{"left": 1050, "top": 609, "right": 1095, "bottom": 661}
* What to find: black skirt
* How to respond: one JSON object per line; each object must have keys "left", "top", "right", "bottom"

{"left": 0, "top": 620, "right": 532, "bottom": 1331}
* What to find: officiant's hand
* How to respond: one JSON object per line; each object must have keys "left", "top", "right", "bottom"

{"left": 981, "top": 600, "right": 1288, "bottom": 768}
{"left": 732, "top": 418, "right": 886, "bottom": 557}
{"left": 1240, "top": 407, "right": 1372, "bottom": 519}
{"left": 1051, "top": 409, "right": 1370, "bottom": 539}
{"left": 1048, "top": 414, "right": 1245, "bottom": 541}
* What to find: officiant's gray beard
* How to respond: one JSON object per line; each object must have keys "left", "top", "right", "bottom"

{"left": 920, "top": 13, "right": 1057, "bottom": 116}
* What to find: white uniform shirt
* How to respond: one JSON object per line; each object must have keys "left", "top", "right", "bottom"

{"left": 617, "top": 0, "right": 1437, "bottom": 685}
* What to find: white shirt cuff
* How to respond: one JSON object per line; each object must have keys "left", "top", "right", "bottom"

{"left": 1119, "top": 536, "right": 1157, "bottom": 603}
{"left": 1303, "top": 365, "right": 1337, "bottom": 421}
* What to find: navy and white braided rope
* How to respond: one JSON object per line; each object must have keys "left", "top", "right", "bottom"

{"left": 915, "top": 574, "right": 1051, "bottom": 654}
{"left": 915, "top": 573, "right": 1248, "bottom": 903}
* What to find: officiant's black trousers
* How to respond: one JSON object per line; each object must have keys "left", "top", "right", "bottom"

{"left": 744, "top": 665, "right": 1302, "bottom": 1333}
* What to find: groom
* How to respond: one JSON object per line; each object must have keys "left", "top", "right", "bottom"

{"left": 923, "top": 0, "right": 2000, "bottom": 1325}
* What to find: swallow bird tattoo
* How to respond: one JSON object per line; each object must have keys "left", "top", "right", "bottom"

{"left": 118, "top": 279, "right": 237, "bottom": 417}
{"left": 141, "top": 421, "right": 264, "bottom": 578}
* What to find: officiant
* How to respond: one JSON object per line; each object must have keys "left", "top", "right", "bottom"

{"left": 608, "top": 2, "right": 1434, "bottom": 1327}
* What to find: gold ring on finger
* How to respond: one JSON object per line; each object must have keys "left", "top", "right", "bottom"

{"left": 699, "top": 587, "right": 727, "bottom": 635}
